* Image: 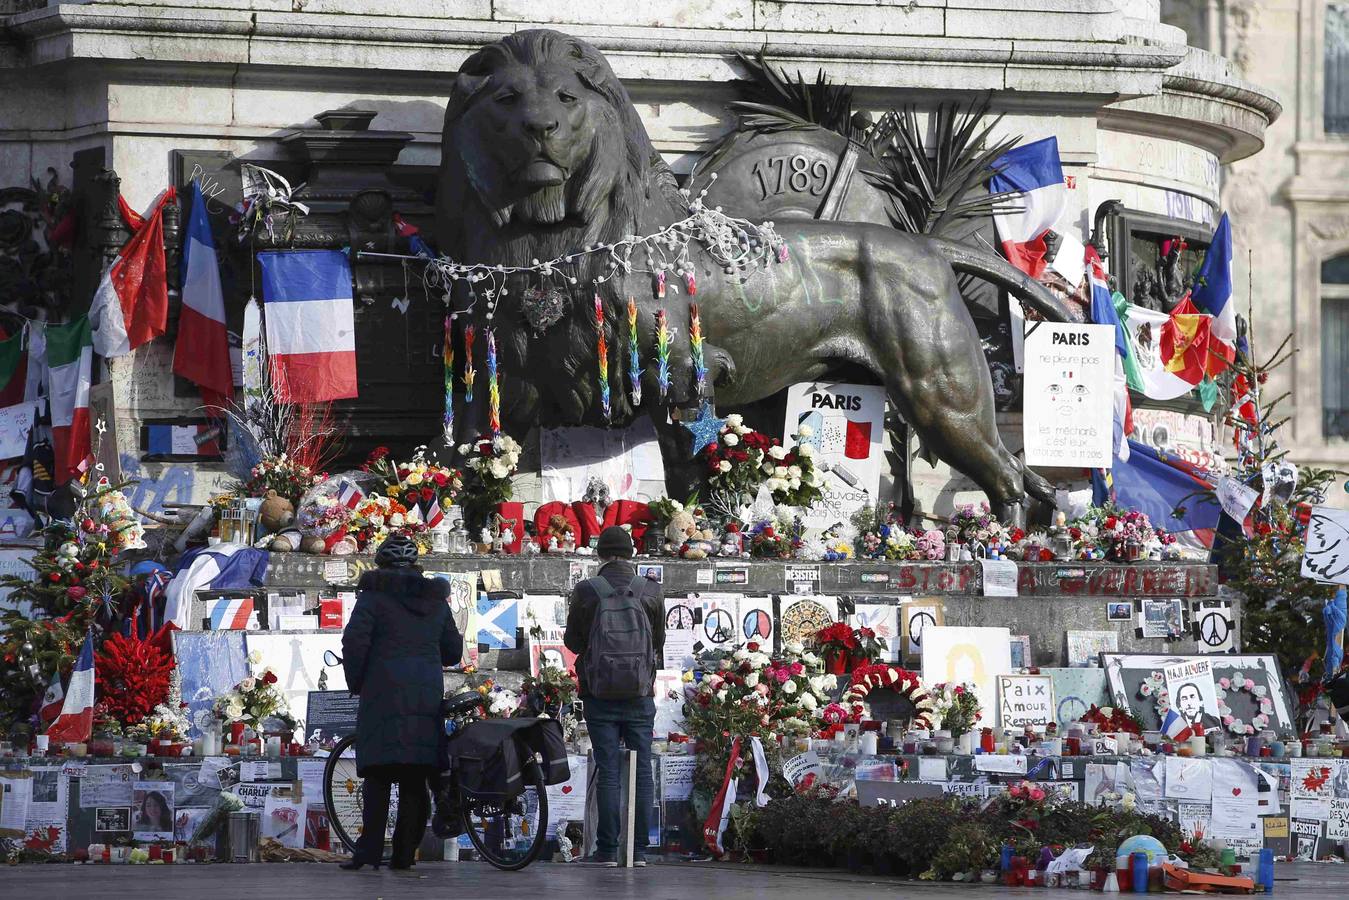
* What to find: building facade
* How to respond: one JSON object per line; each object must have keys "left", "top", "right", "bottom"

{"left": 1165, "top": 0, "right": 1349, "bottom": 506}
{"left": 0, "top": 0, "right": 1280, "bottom": 519}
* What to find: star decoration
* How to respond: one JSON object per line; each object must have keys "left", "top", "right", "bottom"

{"left": 679, "top": 401, "right": 726, "bottom": 457}
{"left": 95, "top": 418, "right": 107, "bottom": 436}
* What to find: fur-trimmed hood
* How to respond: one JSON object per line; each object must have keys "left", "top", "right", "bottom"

{"left": 357, "top": 568, "right": 450, "bottom": 617}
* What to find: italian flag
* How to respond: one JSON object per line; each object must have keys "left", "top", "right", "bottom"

{"left": 47, "top": 317, "right": 93, "bottom": 483}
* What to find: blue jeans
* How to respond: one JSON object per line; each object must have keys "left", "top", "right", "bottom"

{"left": 583, "top": 696, "right": 655, "bottom": 856}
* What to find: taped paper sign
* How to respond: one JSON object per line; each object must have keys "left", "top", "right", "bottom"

{"left": 1215, "top": 476, "right": 1259, "bottom": 524}
{"left": 852, "top": 602, "right": 899, "bottom": 663}
{"left": 899, "top": 598, "right": 944, "bottom": 663}
{"left": 1302, "top": 507, "right": 1349, "bottom": 585}
{"left": 782, "top": 751, "right": 824, "bottom": 788}
{"left": 974, "top": 754, "right": 1028, "bottom": 775}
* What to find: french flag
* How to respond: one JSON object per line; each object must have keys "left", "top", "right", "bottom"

{"left": 163, "top": 543, "right": 271, "bottom": 629}
{"left": 1190, "top": 213, "right": 1236, "bottom": 373}
{"left": 46, "top": 632, "right": 95, "bottom": 745}
{"left": 1086, "top": 246, "right": 1131, "bottom": 463}
{"left": 209, "top": 596, "right": 256, "bottom": 630}
{"left": 425, "top": 502, "right": 445, "bottom": 529}
{"left": 336, "top": 479, "right": 364, "bottom": 510}
{"left": 258, "top": 250, "right": 358, "bottom": 403}
{"left": 1161, "top": 708, "right": 1197, "bottom": 743}
{"left": 991, "top": 137, "right": 1071, "bottom": 281}
{"left": 174, "top": 181, "right": 235, "bottom": 410}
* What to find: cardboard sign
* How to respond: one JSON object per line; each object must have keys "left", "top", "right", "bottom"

{"left": 980, "top": 559, "right": 1018, "bottom": 597}
{"left": 997, "top": 674, "right": 1055, "bottom": 728}
{"left": 1022, "top": 322, "right": 1115, "bottom": 467}
{"left": 784, "top": 382, "right": 887, "bottom": 528}
{"left": 1302, "top": 507, "right": 1349, "bottom": 585}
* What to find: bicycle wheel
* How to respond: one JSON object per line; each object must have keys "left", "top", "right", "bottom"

{"left": 461, "top": 763, "right": 549, "bottom": 871}
{"left": 323, "top": 735, "right": 364, "bottom": 854}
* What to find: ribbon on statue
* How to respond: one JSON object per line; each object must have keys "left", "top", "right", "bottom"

{"left": 749, "top": 735, "right": 770, "bottom": 808}
{"left": 702, "top": 736, "right": 742, "bottom": 856}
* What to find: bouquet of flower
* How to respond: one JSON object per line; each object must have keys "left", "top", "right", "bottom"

{"left": 457, "top": 434, "right": 522, "bottom": 527}
{"left": 914, "top": 528, "right": 946, "bottom": 560}
{"left": 699, "top": 414, "right": 824, "bottom": 508}
{"left": 347, "top": 494, "right": 427, "bottom": 551}
{"left": 1067, "top": 504, "right": 1176, "bottom": 561}
{"left": 647, "top": 496, "right": 689, "bottom": 530}
{"left": 812, "top": 622, "right": 889, "bottom": 672}
{"left": 365, "top": 445, "right": 463, "bottom": 525}
{"left": 213, "top": 655, "right": 291, "bottom": 731}
{"left": 474, "top": 679, "right": 521, "bottom": 719}
{"left": 946, "top": 501, "right": 1009, "bottom": 548}
{"left": 681, "top": 641, "right": 836, "bottom": 748}
{"left": 929, "top": 682, "right": 981, "bottom": 739}
{"left": 242, "top": 454, "right": 324, "bottom": 505}
{"left": 748, "top": 520, "right": 795, "bottom": 559}
{"left": 1079, "top": 704, "right": 1142, "bottom": 735}
{"left": 519, "top": 665, "right": 579, "bottom": 717}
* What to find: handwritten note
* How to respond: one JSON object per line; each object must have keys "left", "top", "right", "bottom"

{"left": 980, "top": 559, "right": 1018, "bottom": 597}
{"left": 1216, "top": 476, "right": 1259, "bottom": 523}
{"left": 974, "top": 754, "right": 1028, "bottom": 775}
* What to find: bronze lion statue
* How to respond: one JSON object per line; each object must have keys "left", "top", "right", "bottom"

{"left": 436, "top": 29, "right": 1071, "bottom": 521}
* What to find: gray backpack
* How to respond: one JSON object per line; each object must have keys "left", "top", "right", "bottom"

{"left": 582, "top": 575, "right": 655, "bottom": 699}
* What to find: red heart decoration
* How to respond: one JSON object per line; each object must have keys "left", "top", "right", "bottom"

{"left": 561, "top": 785, "right": 573, "bottom": 794}
{"left": 1232, "top": 788, "right": 1241, "bottom": 796}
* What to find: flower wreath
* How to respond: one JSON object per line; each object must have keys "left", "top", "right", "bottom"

{"left": 1140, "top": 671, "right": 1171, "bottom": 719}
{"left": 1216, "top": 671, "right": 1273, "bottom": 736}
{"left": 842, "top": 664, "right": 935, "bottom": 730}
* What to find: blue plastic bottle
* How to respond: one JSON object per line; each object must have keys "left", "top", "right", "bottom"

{"left": 1258, "top": 848, "right": 1275, "bottom": 893}
{"left": 1001, "top": 844, "right": 1013, "bottom": 872}
{"left": 1131, "top": 852, "right": 1149, "bottom": 894}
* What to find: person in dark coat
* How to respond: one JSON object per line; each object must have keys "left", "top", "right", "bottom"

{"left": 564, "top": 526, "right": 663, "bottom": 867}
{"left": 339, "top": 533, "right": 462, "bottom": 870}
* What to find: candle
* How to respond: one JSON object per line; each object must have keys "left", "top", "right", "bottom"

{"left": 462, "top": 324, "right": 476, "bottom": 404}
{"left": 626, "top": 297, "right": 642, "bottom": 407}
{"left": 593, "top": 295, "right": 610, "bottom": 420}
{"left": 442, "top": 314, "right": 454, "bottom": 443}
{"left": 266, "top": 736, "right": 282, "bottom": 759}
{"left": 688, "top": 301, "right": 707, "bottom": 397}
{"left": 655, "top": 308, "right": 671, "bottom": 399}
{"left": 485, "top": 328, "right": 500, "bottom": 436}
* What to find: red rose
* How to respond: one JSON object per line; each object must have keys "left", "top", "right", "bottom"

{"left": 74, "top": 562, "right": 85, "bottom": 572}
{"left": 48, "top": 573, "right": 61, "bottom": 583}
{"left": 264, "top": 671, "right": 278, "bottom": 684}
{"left": 432, "top": 471, "right": 449, "bottom": 487}
{"left": 88, "top": 561, "right": 99, "bottom": 570}
{"left": 706, "top": 443, "right": 719, "bottom": 455}
{"left": 1104, "top": 517, "right": 1118, "bottom": 529}
{"left": 746, "top": 641, "right": 760, "bottom": 652}
{"left": 1010, "top": 527, "right": 1026, "bottom": 543}
{"left": 421, "top": 487, "right": 435, "bottom": 502}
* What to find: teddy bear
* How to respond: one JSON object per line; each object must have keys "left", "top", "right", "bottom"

{"left": 257, "top": 489, "right": 295, "bottom": 536}
{"left": 541, "top": 514, "right": 575, "bottom": 552}
{"left": 665, "top": 510, "right": 716, "bottom": 559}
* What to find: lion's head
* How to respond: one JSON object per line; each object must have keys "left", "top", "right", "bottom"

{"left": 437, "top": 30, "right": 667, "bottom": 267}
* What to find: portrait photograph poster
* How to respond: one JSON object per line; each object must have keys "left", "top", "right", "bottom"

{"left": 1101, "top": 653, "right": 1295, "bottom": 735}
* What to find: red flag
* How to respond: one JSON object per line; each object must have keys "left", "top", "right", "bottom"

{"left": 1159, "top": 295, "right": 1210, "bottom": 386}
{"left": 89, "top": 189, "right": 176, "bottom": 357}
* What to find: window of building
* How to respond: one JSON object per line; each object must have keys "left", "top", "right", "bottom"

{"left": 1329, "top": 3, "right": 1349, "bottom": 134}
{"left": 1323, "top": 255, "right": 1349, "bottom": 437}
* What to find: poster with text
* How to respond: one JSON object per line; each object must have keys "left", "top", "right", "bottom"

{"left": 784, "top": 382, "right": 886, "bottom": 529}
{"left": 1022, "top": 323, "right": 1115, "bottom": 467}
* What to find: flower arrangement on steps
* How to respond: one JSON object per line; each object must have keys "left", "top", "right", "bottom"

{"left": 810, "top": 623, "right": 887, "bottom": 674}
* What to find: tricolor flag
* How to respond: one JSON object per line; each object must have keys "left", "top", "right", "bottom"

{"left": 258, "top": 250, "right": 358, "bottom": 402}
{"left": 990, "top": 137, "right": 1079, "bottom": 283}
{"left": 46, "top": 317, "right": 93, "bottom": 483}
{"left": 143, "top": 422, "right": 223, "bottom": 458}
{"left": 208, "top": 596, "right": 256, "bottom": 630}
{"left": 425, "top": 502, "right": 445, "bottom": 529}
{"left": 1160, "top": 295, "right": 1211, "bottom": 386}
{"left": 1190, "top": 213, "right": 1235, "bottom": 372}
{"left": 174, "top": 181, "right": 235, "bottom": 409}
{"left": 1086, "top": 246, "right": 1131, "bottom": 463}
{"left": 45, "top": 631, "right": 95, "bottom": 745}
{"left": 39, "top": 668, "right": 64, "bottom": 723}
{"left": 1118, "top": 302, "right": 1197, "bottom": 401}
{"left": 163, "top": 543, "right": 271, "bottom": 629}
{"left": 1160, "top": 708, "right": 1195, "bottom": 743}
{"left": 1091, "top": 439, "right": 1223, "bottom": 552}
{"left": 336, "top": 479, "right": 364, "bottom": 510}
{"left": 89, "top": 188, "right": 175, "bottom": 358}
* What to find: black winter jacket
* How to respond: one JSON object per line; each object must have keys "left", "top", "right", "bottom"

{"left": 342, "top": 567, "right": 462, "bottom": 774}
{"left": 563, "top": 560, "right": 664, "bottom": 699}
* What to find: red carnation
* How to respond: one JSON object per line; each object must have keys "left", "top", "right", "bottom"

{"left": 74, "top": 562, "right": 85, "bottom": 572}
{"left": 89, "top": 561, "right": 99, "bottom": 570}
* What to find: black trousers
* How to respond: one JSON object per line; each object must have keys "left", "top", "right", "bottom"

{"left": 354, "top": 764, "right": 435, "bottom": 865}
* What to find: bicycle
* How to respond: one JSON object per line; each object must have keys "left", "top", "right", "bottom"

{"left": 320, "top": 654, "right": 549, "bottom": 871}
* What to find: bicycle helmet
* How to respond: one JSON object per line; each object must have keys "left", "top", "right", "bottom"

{"left": 374, "top": 532, "right": 420, "bottom": 568}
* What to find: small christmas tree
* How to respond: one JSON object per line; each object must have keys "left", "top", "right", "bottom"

{"left": 0, "top": 610, "right": 83, "bottom": 733}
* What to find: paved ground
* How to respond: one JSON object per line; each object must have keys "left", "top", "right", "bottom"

{"left": 0, "top": 860, "right": 1344, "bottom": 899}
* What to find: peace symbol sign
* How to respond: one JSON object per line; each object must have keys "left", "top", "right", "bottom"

{"left": 666, "top": 604, "right": 694, "bottom": 629}
{"left": 1199, "top": 611, "right": 1231, "bottom": 647}
{"left": 908, "top": 611, "right": 936, "bottom": 646}
{"left": 743, "top": 608, "right": 773, "bottom": 641}
{"left": 1057, "top": 695, "right": 1089, "bottom": 725}
{"left": 704, "top": 608, "right": 735, "bottom": 644}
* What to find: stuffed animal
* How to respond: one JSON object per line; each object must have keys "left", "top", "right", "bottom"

{"left": 257, "top": 489, "right": 295, "bottom": 535}
{"left": 664, "top": 510, "right": 698, "bottom": 555}
{"left": 542, "top": 514, "right": 575, "bottom": 552}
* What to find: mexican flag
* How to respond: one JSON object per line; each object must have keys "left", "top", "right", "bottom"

{"left": 1116, "top": 298, "right": 1196, "bottom": 401}
{"left": 46, "top": 317, "right": 93, "bottom": 483}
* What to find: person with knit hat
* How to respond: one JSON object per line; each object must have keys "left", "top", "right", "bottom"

{"left": 564, "top": 525, "right": 664, "bottom": 867}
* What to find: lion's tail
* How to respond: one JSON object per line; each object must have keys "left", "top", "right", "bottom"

{"left": 930, "top": 237, "right": 1074, "bottom": 323}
